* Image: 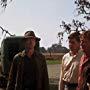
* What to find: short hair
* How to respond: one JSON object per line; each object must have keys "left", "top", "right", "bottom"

{"left": 68, "top": 32, "right": 80, "bottom": 42}
{"left": 81, "top": 30, "right": 90, "bottom": 40}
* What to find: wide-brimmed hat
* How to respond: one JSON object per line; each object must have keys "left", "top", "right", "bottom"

{"left": 24, "top": 31, "right": 41, "bottom": 41}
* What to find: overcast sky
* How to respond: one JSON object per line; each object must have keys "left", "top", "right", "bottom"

{"left": 0, "top": 0, "right": 76, "bottom": 49}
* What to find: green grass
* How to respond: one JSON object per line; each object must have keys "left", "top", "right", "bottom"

{"left": 46, "top": 60, "right": 61, "bottom": 65}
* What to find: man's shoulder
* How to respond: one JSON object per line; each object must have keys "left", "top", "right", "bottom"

{"left": 63, "top": 52, "right": 70, "bottom": 57}
{"left": 35, "top": 51, "right": 45, "bottom": 59}
{"left": 62, "top": 52, "right": 70, "bottom": 61}
{"left": 35, "top": 51, "right": 44, "bottom": 56}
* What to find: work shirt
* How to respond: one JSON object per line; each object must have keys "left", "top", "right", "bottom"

{"left": 60, "top": 50, "right": 83, "bottom": 84}
{"left": 23, "top": 55, "right": 37, "bottom": 90}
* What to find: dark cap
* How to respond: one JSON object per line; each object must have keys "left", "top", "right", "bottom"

{"left": 24, "top": 31, "right": 41, "bottom": 41}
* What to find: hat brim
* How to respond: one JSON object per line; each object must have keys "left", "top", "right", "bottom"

{"left": 24, "top": 36, "right": 41, "bottom": 41}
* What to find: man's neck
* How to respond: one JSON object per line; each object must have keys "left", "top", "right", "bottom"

{"left": 70, "top": 50, "right": 79, "bottom": 56}
{"left": 27, "top": 48, "right": 34, "bottom": 58}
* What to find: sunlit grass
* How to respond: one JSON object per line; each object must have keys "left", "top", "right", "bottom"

{"left": 46, "top": 60, "right": 61, "bottom": 64}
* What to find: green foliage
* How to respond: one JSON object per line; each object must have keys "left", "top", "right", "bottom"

{"left": 47, "top": 44, "right": 69, "bottom": 53}
{"left": 75, "top": 0, "right": 90, "bottom": 20}
{"left": 40, "top": 47, "right": 47, "bottom": 53}
{"left": 0, "top": 0, "right": 12, "bottom": 8}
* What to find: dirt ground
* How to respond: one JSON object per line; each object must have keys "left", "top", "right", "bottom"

{"left": 47, "top": 64, "right": 61, "bottom": 85}
{"left": 0, "top": 64, "right": 61, "bottom": 90}
{"left": 47, "top": 64, "right": 61, "bottom": 79}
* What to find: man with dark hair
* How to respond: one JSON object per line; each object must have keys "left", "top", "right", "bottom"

{"left": 6, "top": 31, "right": 49, "bottom": 90}
{"left": 59, "top": 32, "right": 83, "bottom": 90}
{"left": 78, "top": 30, "right": 90, "bottom": 90}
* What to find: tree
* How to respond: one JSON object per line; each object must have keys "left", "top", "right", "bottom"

{"left": 58, "top": 0, "right": 90, "bottom": 42}
{"left": 57, "top": 32, "right": 63, "bottom": 45}
{"left": 58, "top": 19, "right": 87, "bottom": 41}
{"left": 47, "top": 43, "right": 69, "bottom": 53}
{"left": 0, "top": 26, "right": 15, "bottom": 36}
{"left": 75, "top": 0, "right": 90, "bottom": 20}
{"left": 0, "top": 26, "right": 15, "bottom": 40}
{"left": 40, "top": 47, "right": 47, "bottom": 53}
{"left": 0, "top": 0, "right": 12, "bottom": 9}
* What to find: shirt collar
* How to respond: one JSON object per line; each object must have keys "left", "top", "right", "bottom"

{"left": 69, "top": 49, "right": 81, "bottom": 57}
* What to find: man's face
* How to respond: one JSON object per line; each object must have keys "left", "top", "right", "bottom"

{"left": 69, "top": 38, "right": 80, "bottom": 52}
{"left": 80, "top": 37, "right": 90, "bottom": 53}
{"left": 25, "top": 37, "right": 36, "bottom": 50}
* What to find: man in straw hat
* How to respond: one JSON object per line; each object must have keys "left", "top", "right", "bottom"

{"left": 6, "top": 31, "right": 49, "bottom": 90}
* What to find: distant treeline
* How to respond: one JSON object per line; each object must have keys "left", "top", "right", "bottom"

{"left": 40, "top": 43, "right": 69, "bottom": 53}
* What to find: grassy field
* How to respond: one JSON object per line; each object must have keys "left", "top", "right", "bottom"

{"left": 46, "top": 60, "right": 61, "bottom": 64}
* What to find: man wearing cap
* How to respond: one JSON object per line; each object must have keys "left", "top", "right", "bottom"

{"left": 6, "top": 31, "right": 49, "bottom": 90}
